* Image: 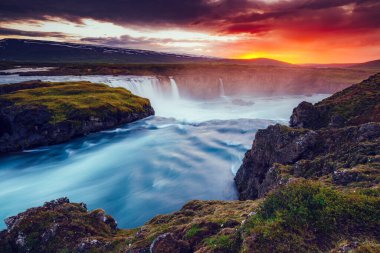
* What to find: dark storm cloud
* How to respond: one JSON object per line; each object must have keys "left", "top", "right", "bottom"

{"left": 222, "top": 0, "right": 380, "bottom": 35}
{"left": 0, "top": 0, "right": 246, "bottom": 25}
{"left": 0, "top": 28, "right": 67, "bottom": 38}
{"left": 0, "top": 0, "right": 379, "bottom": 35}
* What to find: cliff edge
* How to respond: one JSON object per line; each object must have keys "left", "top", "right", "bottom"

{"left": 0, "top": 80, "right": 154, "bottom": 153}
{"left": 235, "top": 73, "right": 380, "bottom": 200}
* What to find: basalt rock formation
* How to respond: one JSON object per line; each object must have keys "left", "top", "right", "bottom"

{"left": 0, "top": 80, "right": 154, "bottom": 153}
{"left": 235, "top": 73, "right": 380, "bottom": 200}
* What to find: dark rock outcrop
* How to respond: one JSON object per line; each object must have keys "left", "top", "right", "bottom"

{"left": 236, "top": 73, "right": 380, "bottom": 200}
{"left": 290, "top": 73, "right": 380, "bottom": 129}
{"left": 0, "top": 80, "right": 154, "bottom": 153}
{"left": 289, "top": 101, "right": 325, "bottom": 129}
{"left": 0, "top": 198, "right": 118, "bottom": 253}
{"left": 0, "top": 199, "right": 258, "bottom": 253}
{"left": 235, "top": 124, "right": 319, "bottom": 200}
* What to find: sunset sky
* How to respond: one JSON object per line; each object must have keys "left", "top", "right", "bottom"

{"left": 1, "top": 0, "right": 380, "bottom": 63}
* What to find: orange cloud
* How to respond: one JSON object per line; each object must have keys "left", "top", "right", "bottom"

{"left": 0, "top": 0, "right": 380, "bottom": 63}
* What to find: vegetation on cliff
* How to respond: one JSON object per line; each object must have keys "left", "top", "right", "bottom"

{"left": 0, "top": 80, "right": 154, "bottom": 153}
{"left": 290, "top": 73, "right": 380, "bottom": 129}
{"left": 1, "top": 80, "right": 151, "bottom": 123}
{"left": 241, "top": 180, "right": 380, "bottom": 252}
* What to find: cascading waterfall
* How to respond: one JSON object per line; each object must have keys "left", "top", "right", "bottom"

{"left": 219, "top": 78, "right": 225, "bottom": 97}
{"left": 105, "top": 76, "right": 164, "bottom": 100}
{"left": 97, "top": 75, "right": 185, "bottom": 119}
{"left": 169, "top": 77, "right": 180, "bottom": 100}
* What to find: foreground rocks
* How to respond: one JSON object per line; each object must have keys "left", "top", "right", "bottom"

{"left": 0, "top": 80, "right": 154, "bottom": 153}
{"left": 0, "top": 198, "right": 118, "bottom": 253}
{"left": 0, "top": 198, "right": 258, "bottom": 253}
{"left": 1, "top": 184, "right": 379, "bottom": 253}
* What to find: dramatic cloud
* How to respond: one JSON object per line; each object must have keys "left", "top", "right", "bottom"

{"left": 0, "top": 28, "right": 67, "bottom": 38}
{"left": 0, "top": 0, "right": 380, "bottom": 63}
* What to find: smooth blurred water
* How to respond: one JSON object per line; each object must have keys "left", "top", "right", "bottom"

{"left": 0, "top": 74, "right": 330, "bottom": 229}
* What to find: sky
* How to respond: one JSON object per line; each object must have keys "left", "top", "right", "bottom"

{"left": 0, "top": 0, "right": 380, "bottom": 64}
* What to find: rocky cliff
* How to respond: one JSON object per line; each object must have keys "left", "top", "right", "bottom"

{"left": 0, "top": 80, "right": 154, "bottom": 153}
{"left": 290, "top": 73, "right": 380, "bottom": 129}
{"left": 0, "top": 74, "right": 379, "bottom": 253}
{"left": 235, "top": 73, "right": 380, "bottom": 200}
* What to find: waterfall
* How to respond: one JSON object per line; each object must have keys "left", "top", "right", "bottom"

{"left": 169, "top": 77, "right": 180, "bottom": 100}
{"left": 94, "top": 75, "right": 185, "bottom": 118}
{"left": 219, "top": 78, "right": 225, "bottom": 97}
{"left": 82, "top": 75, "right": 181, "bottom": 102}
{"left": 106, "top": 76, "right": 164, "bottom": 99}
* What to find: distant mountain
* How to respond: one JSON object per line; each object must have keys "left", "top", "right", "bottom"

{"left": 0, "top": 39, "right": 293, "bottom": 66}
{"left": 349, "top": 59, "right": 380, "bottom": 69}
{"left": 300, "top": 63, "right": 356, "bottom": 68}
{"left": 0, "top": 39, "right": 215, "bottom": 64}
{"left": 228, "top": 57, "right": 293, "bottom": 67}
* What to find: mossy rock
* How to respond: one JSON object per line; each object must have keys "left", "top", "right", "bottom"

{"left": 0, "top": 80, "right": 154, "bottom": 153}
{"left": 0, "top": 80, "right": 152, "bottom": 124}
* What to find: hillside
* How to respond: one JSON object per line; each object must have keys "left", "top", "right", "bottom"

{"left": 0, "top": 39, "right": 213, "bottom": 64}
{"left": 226, "top": 58, "right": 293, "bottom": 67}
{"left": 349, "top": 59, "right": 380, "bottom": 70}
{"left": 1, "top": 73, "right": 379, "bottom": 252}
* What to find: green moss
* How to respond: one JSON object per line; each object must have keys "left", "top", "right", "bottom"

{"left": 0, "top": 81, "right": 151, "bottom": 124}
{"left": 242, "top": 180, "right": 380, "bottom": 252}
{"left": 315, "top": 74, "right": 380, "bottom": 124}
{"left": 358, "top": 188, "right": 380, "bottom": 197}
{"left": 184, "top": 224, "right": 204, "bottom": 239}
{"left": 204, "top": 234, "right": 235, "bottom": 250}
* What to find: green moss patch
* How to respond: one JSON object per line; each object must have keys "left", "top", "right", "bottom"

{"left": 204, "top": 234, "right": 235, "bottom": 250}
{"left": 315, "top": 73, "right": 380, "bottom": 125}
{"left": 242, "top": 180, "right": 380, "bottom": 252}
{"left": 0, "top": 81, "right": 151, "bottom": 124}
